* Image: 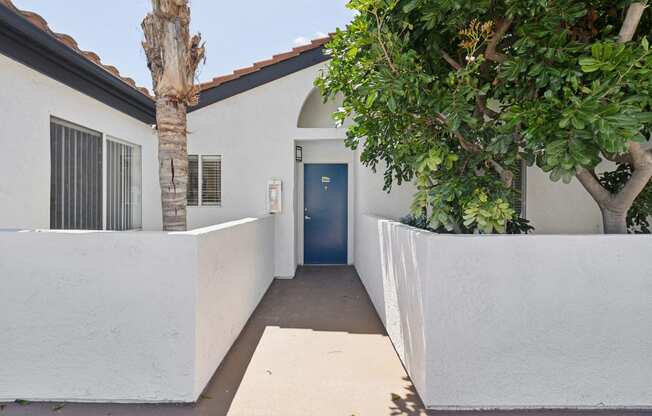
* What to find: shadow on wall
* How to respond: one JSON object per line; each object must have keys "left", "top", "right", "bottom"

{"left": 297, "top": 87, "right": 343, "bottom": 128}
{"left": 188, "top": 265, "right": 430, "bottom": 416}
{"left": 377, "top": 219, "right": 429, "bottom": 395}
{"left": 0, "top": 266, "right": 428, "bottom": 416}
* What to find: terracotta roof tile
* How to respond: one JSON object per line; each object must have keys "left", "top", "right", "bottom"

{"left": 0, "top": 0, "right": 153, "bottom": 99}
{"left": 198, "top": 35, "right": 332, "bottom": 92}
{"left": 1, "top": 0, "right": 332, "bottom": 100}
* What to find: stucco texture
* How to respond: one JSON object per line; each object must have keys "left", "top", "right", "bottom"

{"left": 0, "top": 217, "right": 275, "bottom": 403}
{"left": 0, "top": 54, "right": 161, "bottom": 231}
{"left": 355, "top": 214, "right": 652, "bottom": 410}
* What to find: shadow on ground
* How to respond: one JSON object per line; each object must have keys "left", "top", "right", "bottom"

{"left": 1, "top": 266, "right": 425, "bottom": 415}
{"left": 2, "top": 267, "right": 651, "bottom": 416}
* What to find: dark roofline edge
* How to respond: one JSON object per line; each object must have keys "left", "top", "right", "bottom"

{"left": 0, "top": 4, "right": 331, "bottom": 123}
{"left": 190, "top": 46, "right": 330, "bottom": 113}
{"left": 0, "top": 4, "right": 156, "bottom": 124}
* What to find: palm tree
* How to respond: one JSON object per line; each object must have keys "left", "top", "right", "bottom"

{"left": 142, "top": 0, "right": 205, "bottom": 231}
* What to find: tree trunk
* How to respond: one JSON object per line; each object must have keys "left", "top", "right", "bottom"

{"left": 574, "top": 2, "right": 650, "bottom": 234}
{"left": 142, "top": 0, "right": 205, "bottom": 231}
{"left": 601, "top": 208, "right": 628, "bottom": 234}
{"left": 157, "top": 98, "right": 188, "bottom": 230}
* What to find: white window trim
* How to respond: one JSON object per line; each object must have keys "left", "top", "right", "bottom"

{"left": 104, "top": 135, "right": 143, "bottom": 231}
{"left": 50, "top": 117, "right": 142, "bottom": 231}
{"left": 189, "top": 154, "right": 222, "bottom": 208}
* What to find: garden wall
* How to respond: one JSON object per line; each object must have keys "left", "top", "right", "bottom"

{"left": 0, "top": 216, "right": 275, "bottom": 403}
{"left": 355, "top": 214, "right": 652, "bottom": 410}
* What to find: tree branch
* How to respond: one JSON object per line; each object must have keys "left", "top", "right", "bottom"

{"left": 613, "top": 142, "right": 652, "bottom": 209}
{"left": 433, "top": 112, "right": 512, "bottom": 187}
{"left": 434, "top": 112, "right": 482, "bottom": 152}
{"left": 577, "top": 2, "right": 650, "bottom": 216}
{"left": 602, "top": 150, "right": 633, "bottom": 164}
{"left": 485, "top": 18, "right": 512, "bottom": 63}
{"left": 474, "top": 95, "right": 499, "bottom": 120}
{"left": 618, "top": 2, "right": 647, "bottom": 43}
{"left": 373, "top": 9, "right": 398, "bottom": 74}
{"left": 442, "top": 51, "right": 462, "bottom": 71}
{"left": 488, "top": 160, "right": 514, "bottom": 188}
{"left": 576, "top": 168, "right": 612, "bottom": 206}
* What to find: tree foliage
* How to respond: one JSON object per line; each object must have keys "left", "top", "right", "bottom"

{"left": 317, "top": 0, "right": 652, "bottom": 234}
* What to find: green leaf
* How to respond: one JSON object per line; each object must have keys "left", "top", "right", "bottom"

{"left": 366, "top": 91, "right": 378, "bottom": 108}
{"left": 579, "top": 57, "right": 601, "bottom": 73}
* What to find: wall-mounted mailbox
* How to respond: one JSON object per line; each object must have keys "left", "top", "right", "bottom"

{"left": 267, "top": 179, "right": 282, "bottom": 214}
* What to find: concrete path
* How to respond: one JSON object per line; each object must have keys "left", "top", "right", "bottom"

{"left": 3, "top": 266, "right": 651, "bottom": 416}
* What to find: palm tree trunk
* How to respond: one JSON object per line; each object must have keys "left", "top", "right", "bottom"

{"left": 156, "top": 98, "right": 188, "bottom": 230}
{"left": 142, "top": 0, "right": 205, "bottom": 231}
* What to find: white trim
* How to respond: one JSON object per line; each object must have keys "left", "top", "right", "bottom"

{"left": 295, "top": 140, "right": 355, "bottom": 266}
{"left": 188, "top": 154, "right": 223, "bottom": 208}
{"left": 101, "top": 133, "right": 107, "bottom": 230}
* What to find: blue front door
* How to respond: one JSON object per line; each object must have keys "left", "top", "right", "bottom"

{"left": 304, "top": 164, "right": 348, "bottom": 265}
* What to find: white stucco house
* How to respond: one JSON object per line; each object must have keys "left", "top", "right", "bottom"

{"left": 1, "top": 0, "right": 651, "bottom": 411}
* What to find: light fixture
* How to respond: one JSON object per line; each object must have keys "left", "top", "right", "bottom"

{"left": 295, "top": 145, "right": 303, "bottom": 162}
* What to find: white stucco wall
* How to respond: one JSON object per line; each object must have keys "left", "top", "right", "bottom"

{"left": 356, "top": 214, "right": 652, "bottom": 410}
{"left": 526, "top": 167, "right": 604, "bottom": 234}
{"left": 297, "top": 88, "right": 342, "bottom": 128}
{"left": 0, "top": 54, "right": 161, "bottom": 231}
{"left": 193, "top": 217, "right": 275, "bottom": 394}
{"left": 0, "top": 216, "right": 275, "bottom": 403}
{"left": 187, "top": 63, "right": 349, "bottom": 277}
{"left": 354, "top": 147, "right": 416, "bottom": 222}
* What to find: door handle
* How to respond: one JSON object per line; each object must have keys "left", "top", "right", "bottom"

{"left": 305, "top": 216, "right": 311, "bottom": 220}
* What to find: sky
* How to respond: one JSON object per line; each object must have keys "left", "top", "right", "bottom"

{"left": 12, "top": 0, "right": 354, "bottom": 91}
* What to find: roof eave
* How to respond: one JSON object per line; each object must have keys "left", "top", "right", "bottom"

{"left": 0, "top": 4, "right": 156, "bottom": 124}
{"left": 190, "top": 45, "right": 330, "bottom": 113}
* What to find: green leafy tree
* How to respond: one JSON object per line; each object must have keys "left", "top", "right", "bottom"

{"left": 317, "top": 0, "right": 652, "bottom": 234}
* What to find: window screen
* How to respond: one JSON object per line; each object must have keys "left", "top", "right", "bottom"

{"left": 50, "top": 118, "right": 103, "bottom": 230}
{"left": 106, "top": 138, "right": 142, "bottom": 231}
{"left": 201, "top": 155, "right": 222, "bottom": 206}
{"left": 187, "top": 155, "right": 199, "bottom": 206}
{"left": 187, "top": 155, "right": 221, "bottom": 207}
{"left": 512, "top": 162, "right": 527, "bottom": 218}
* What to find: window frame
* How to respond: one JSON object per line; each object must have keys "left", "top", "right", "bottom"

{"left": 513, "top": 160, "right": 527, "bottom": 219}
{"left": 50, "top": 116, "right": 143, "bottom": 231}
{"left": 104, "top": 135, "right": 143, "bottom": 231}
{"left": 187, "top": 154, "right": 222, "bottom": 208}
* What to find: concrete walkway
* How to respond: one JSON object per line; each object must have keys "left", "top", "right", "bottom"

{"left": 3, "top": 266, "right": 652, "bottom": 416}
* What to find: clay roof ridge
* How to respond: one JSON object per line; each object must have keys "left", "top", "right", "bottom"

{"left": 198, "top": 34, "right": 332, "bottom": 92}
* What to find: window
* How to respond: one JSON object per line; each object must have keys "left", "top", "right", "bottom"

{"left": 106, "top": 138, "right": 142, "bottom": 231}
{"left": 187, "top": 155, "right": 222, "bottom": 206}
{"left": 187, "top": 155, "right": 200, "bottom": 206}
{"left": 50, "top": 119, "right": 103, "bottom": 230}
{"left": 50, "top": 118, "right": 142, "bottom": 230}
{"left": 511, "top": 161, "right": 527, "bottom": 218}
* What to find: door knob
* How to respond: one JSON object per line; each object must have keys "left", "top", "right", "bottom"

{"left": 305, "top": 216, "right": 311, "bottom": 220}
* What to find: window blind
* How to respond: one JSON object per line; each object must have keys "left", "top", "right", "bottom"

{"left": 201, "top": 155, "right": 222, "bottom": 206}
{"left": 187, "top": 154, "right": 222, "bottom": 206}
{"left": 512, "top": 162, "right": 527, "bottom": 218}
{"left": 106, "top": 138, "right": 142, "bottom": 231}
{"left": 50, "top": 119, "right": 103, "bottom": 230}
{"left": 187, "top": 155, "right": 199, "bottom": 206}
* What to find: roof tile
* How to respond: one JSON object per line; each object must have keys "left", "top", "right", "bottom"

{"left": 0, "top": 0, "right": 153, "bottom": 98}
{"left": 198, "top": 34, "right": 332, "bottom": 92}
